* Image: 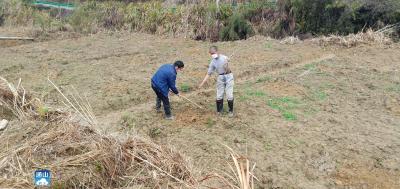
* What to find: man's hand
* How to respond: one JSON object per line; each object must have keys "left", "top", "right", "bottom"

{"left": 170, "top": 90, "right": 180, "bottom": 96}
{"left": 199, "top": 74, "right": 210, "bottom": 89}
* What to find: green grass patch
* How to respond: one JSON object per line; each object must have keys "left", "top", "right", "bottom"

{"left": 239, "top": 95, "right": 249, "bottom": 101}
{"left": 314, "top": 90, "right": 327, "bottom": 101}
{"left": 94, "top": 161, "right": 103, "bottom": 172}
{"left": 264, "top": 141, "right": 272, "bottom": 151}
{"left": 268, "top": 96, "right": 300, "bottom": 109}
{"left": 239, "top": 88, "right": 267, "bottom": 102}
{"left": 247, "top": 91, "right": 266, "bottom": 97}
{"left": 304, "top": 106, "right": 319, "bottom": 116}
{"left": 282, "top": 111, "right": 297, "bottom": 121}
{"left": 149, "top": 127, "right": 162, "bottom": 138}
{"left": 255, "top": 76, "right": 272, "bottom": 83}
{"left": 245, "top": 89, "right": 266, "bottom": 97}
{"left": 180, "top": 83, "right": 192, "bottom": 93}
{"left": 305, "top": 86, "right": 329, "bottom": 101}
{"left": 321, "top": 83, "right": 335, "bottom": 89}
{"left": 206, "top": 117, "right": 216, "bottom": 128}
{"left": 265, "top": 42, "right": 273, "bottom": 49}
{"left": 267, "top": 96, "right": 300, "bottom": 121}
{"left": 386, "top": 84, "right": 400, "bottom": 93}
{"left": 304, "top": 63, "right": 316, "bottom": 70}
{"left": 286, "top": 138, "right": 304, "bottom": 148}
{"left": 120, "top": 112, "right": 135, "bottom": 129}
{"left": 38, "top": 105, "right": 49, "bottom": 118}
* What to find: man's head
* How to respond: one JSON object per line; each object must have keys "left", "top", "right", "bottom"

{"left": 174, "top": 60, "right": 184, "bottom": 72}
{"left": 209, "top": 46, "right": 219, "bottom": 59}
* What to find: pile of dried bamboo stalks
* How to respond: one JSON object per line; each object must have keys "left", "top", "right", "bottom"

{"left": 0, "top": 77, "right": 196, "bottom": 188}
{"left": 312, "top": 29, "right": 393, "bottom": 47}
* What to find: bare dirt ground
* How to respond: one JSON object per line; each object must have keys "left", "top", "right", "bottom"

{"left": 1, "top": 31, "right": 400, "bottom": 188}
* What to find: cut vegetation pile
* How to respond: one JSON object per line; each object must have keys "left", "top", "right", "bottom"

{"left": 0, "top": 77, "right": 197, "bottom": 188}
{"left": 0, "top": 122, "right": 198, "bottom": 188}
{"left": 312, "top": 29, "right": 393, "bottom": 47}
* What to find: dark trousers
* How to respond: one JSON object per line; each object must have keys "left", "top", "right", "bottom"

{"left": 152, "top": 84, "right": 171, "bottom": 117}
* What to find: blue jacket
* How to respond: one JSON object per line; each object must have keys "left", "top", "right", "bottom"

{"left": 151, "top": 64, "right": 179, "bottom": 97}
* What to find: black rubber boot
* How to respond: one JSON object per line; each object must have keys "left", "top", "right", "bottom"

{"left": 228, "top": 99, "right": 234, "bottom": 117}
{"left": 216, "top": 99, "right": 224, "bottom": 115}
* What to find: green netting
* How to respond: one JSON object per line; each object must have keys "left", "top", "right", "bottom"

{"left": 33, "top": 0, "right": 75, "bottom": 10}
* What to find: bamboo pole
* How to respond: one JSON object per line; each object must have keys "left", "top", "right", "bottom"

{"left": 0, "top": 37, "right": 34, "bottom": 41}
{"left": 179, "top": 94, "right": 204, "bottom": 110}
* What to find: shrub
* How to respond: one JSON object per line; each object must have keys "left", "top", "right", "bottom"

{"left": 187, "top": 3, "right": 220, "bottom": 41}
{"left": 125, "top": 2, "right": 174, "bottom": 34}
{"left": 284, "top": 0, "right": 400, "bottom": 36}
{"left": 33, "top": 11, "right": 51, "bottom": 30}
{"left": 141, "top": 2, "right": 165, "bottom": 33}
{"left": 68, "top": 1, "right": 99, "bottom": 33}
{"left": 1, "top": 0, "right": 35, "bottom": 26}
{"left": 219, "top": 14, "right": 254, "bottom": 41}
{"left": 98, "top": 2, "right": 125, "bottom": 30}
{"left": 162, "top": 6, "right": 184, "bottom": 35}
{"left": 350, "top": 1, "right": 400, "bottom": 33}
{"left": 239, "top": 0, "right": 276, "bottom": 21}
{"left": 0, "top": 1, "right": 4, "bottom": 26}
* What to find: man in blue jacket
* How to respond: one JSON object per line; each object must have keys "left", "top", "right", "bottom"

{"left": 151, "top": 61, "right": 184, "bottom": 120}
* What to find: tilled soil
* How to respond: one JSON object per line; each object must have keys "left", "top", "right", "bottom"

{"left": 1, "top": 31, "right": 400, "bottom": 188}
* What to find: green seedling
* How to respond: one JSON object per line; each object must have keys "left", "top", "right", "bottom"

{"left": 38, "top": 106, "right": 49, "bottom": 117}
{"left": 149, "top": 127, "right": 162, "bottom": 138}
{"left": 95, "top": 161, "right": 103, "bottom": 172}
{"left": 180, "top": 83, "right": 191, "bottom": 93}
